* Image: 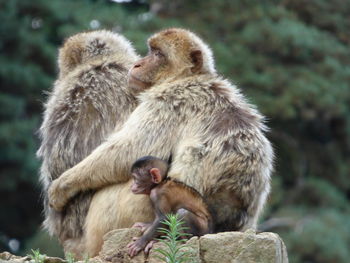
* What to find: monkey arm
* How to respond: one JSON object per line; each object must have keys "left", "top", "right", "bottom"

{"left": 127, "top": 193, "right": 170, "bottom": 257}
{"left": 142, "top": 194, "right": 171, "bottom": 239}
{"left": 48, "top": 100, "right": 179, "bottom": 211}
{"left": 127, "top": 215, "right": 165, "bottom": 257}
{"left": 136, "top": 216, "right": 165, "bottom": 245}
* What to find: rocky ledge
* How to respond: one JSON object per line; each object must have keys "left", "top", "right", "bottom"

{"left": 0, "top": 228, "right": 288, "bottom": 263}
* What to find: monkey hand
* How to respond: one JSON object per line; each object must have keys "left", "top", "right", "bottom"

{"left": 48, "top": 175, "right": 77, "bottom": 211}
{"left": 144, "top": 240, "right": 158, "bottom": 255}
{"left": 127, "top": 237, "right": 147, "bottom": 258}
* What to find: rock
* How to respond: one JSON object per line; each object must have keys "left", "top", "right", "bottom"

{"left": 0, "top": 252, "right": 30, "bottom": 263}
{"left": 0, "top": 252, "right": 26, "bottom": 261}
{"left": 98, "top": 228, "right": 287, "bottom": 263}
{"left": 99, "top": 228, "right": 145, "bottom": 263}
{"left": 0, "top": 251, "right": 65, "bottom": 263}
{"left": 147, "top": 241, "right": 167, "bottom": 263}
{"left": 0, "top": 229, "right": 288, "bottom": 263}
{"left": 43, "top": 257, "right": 66, "bottom": 263}
{"left": 200, "top": 231, "right": 288, "bottom": 263}
{"left": 183, "top": 236, "right": 201, "bottom": 262}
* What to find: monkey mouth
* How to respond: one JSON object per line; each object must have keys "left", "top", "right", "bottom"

{"left": 128, "top": 74, "right": 152, "bottom": 89}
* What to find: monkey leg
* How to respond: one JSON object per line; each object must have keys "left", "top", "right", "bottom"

{"left": 176, "top": 208, "right": 210, "bottom": 237}
{"left": 84, "top": 181, "right": 154, "bottom": 257}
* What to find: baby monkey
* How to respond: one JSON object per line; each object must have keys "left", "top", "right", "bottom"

{"left": 127, "top": 156, "right": 212, "bottom": 257}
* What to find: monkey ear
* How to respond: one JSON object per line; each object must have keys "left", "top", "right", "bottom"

{"left": 150, "top": 168, "right": 162, "bottom": 184}
{"left": 59, "top": 41, "right": 84, "bottom": 74}
{"left": 190, "top": 50, "right": 203, "bottom": 73}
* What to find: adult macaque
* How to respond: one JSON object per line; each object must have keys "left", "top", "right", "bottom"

{"left": 49, "top": 28, "right": 273, "bottom": 253}
{"left": 37, "top": 30, "right": 147, "bottom": 256}
{"left": 127, "top": 156, "right": 212, "bottom": 257}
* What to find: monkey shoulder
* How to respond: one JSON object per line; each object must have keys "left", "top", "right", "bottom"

{"left": 149, "top": 181, "right": 168, "bottom": 203}
{"left": 164, "top": 178, "right": 204, "bottom": 204}
{"left": 137, "top": 75, "right": 268, "bottom": 138}
{"left": 139, "top": 75, "right": 248, "bottom": 109}
{"left": 150, "top": 179, "right": 172, "bottom": 198}
{"left": 169, "top": 178, "right": 203, "bottom": 197}
{"left": 138, "top": 75, "right": 231, "bottom": 110}
{"left": 150, "top": 178, "right": 201, "bottom": 201}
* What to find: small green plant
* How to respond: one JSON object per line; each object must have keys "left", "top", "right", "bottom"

{"left": 65, "top": 252, "right": 75, "bottom": 263}
{"left": 154, "top": 214, "right": 194, "bottom": 263}
{"left": 28, "top": 249, "right": 46, "bottom": 263}
{"left": 83, "top": 254, "right": 90, "bottom": 263}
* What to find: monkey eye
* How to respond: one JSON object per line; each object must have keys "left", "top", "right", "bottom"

{"left": 150, "top": 47, "right": 164, "bottom": 58}
{"left": 155, "top": 50, "right": 164, "bottom": 57}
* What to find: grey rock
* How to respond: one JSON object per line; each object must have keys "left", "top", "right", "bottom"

{"left": 0, "top": 229, "right": 288, "bottom": 263}
{"left": 200, "top": 231, "right": 288, "bottom": 263}
{"left": 43, "top": 257, "right": 66, "bottom": 263}
{"left": 0, "top": 251, "right": 64, "bottom": 263}
{"left": 99, "top": 228, "right": 144, "bottom": 263}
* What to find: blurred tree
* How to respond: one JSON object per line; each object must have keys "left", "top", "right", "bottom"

{"left": 0, "top": 0, "right": 349, "bottom": 262}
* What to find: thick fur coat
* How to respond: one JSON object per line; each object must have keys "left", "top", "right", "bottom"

{"left": 37, "top": 30, "right": 139, "bottom": 254}
{"left": 47, "top": 28, "right": 273, "bottom": 256}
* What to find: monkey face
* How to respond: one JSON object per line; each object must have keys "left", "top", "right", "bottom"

{"left": 128, "top": 46, "right": 168, "bottom": 93}
{"left": 128, "top": 29, "right": 209, "bottom": 94}
{"left": 130, "top": 172, "right": 154, "bottom": 195}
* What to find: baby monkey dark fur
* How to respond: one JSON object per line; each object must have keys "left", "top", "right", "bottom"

{"left": 127, "top": 156, "right": 212, "bottom": 257}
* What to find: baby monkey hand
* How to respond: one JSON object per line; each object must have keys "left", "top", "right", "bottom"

{"left": 127, "top": 237, "right": 157, "bottom": 257}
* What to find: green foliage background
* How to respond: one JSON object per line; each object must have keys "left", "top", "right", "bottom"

{"left": 0, "top": 0, "right": 349, "bottom": 262}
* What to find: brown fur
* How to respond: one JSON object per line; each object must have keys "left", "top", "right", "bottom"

{"left": 127, "top": 157, "right": 212, "bottom": 257}
{"left": 48, "top": 28, "right": 273, "bottom": 256}
{"left": 157, "top": 177, "right": 211, "bottom": 223}
{"left": 37, "top": 30, "right": 140, "bottom": 257}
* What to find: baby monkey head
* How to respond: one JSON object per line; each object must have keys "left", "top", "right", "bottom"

{"left": 130, "top": 156, "right": 169, "bottom": 195}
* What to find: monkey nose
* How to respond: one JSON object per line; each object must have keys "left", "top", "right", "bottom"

{"left": 133, "top": 63, "right": 141, "bottom": 68}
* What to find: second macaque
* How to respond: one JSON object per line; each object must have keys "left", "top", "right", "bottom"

{"left": 127, "top": 156, "right": 212, "bottom": 257}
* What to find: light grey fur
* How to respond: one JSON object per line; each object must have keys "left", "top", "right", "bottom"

{"left": 48, "top": 28, "right": 273, "bottom": 238}
{"left": 37, "top": 30, "right": 139, "bottom": 246}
